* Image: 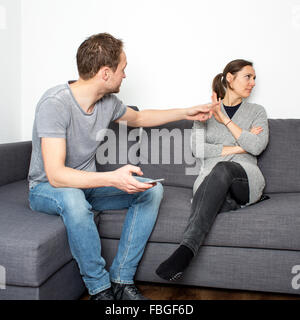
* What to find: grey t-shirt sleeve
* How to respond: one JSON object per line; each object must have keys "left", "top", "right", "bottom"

{"left": 110, "top": 95, "right": 127, "bottom": 121}
{"left": 36, "top": 97, "right": 70, "bottom": 138}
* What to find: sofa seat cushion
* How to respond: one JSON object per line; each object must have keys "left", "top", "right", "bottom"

{"left": 98, "top": 186, "right": 300, "bottom": 251}
{"left": 0, "top": 180, "right": 91, "bottom": 287}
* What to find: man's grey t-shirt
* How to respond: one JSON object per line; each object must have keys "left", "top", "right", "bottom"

{"left": 28, "top": 82, "right": 127, "bottom": 189}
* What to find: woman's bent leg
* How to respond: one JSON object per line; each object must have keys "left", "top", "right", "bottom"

{"left": 182, "top": 161, "right": 249, "bottom": 254}
{"left": 156, "top": 161, "right": 249, "bottom": 281}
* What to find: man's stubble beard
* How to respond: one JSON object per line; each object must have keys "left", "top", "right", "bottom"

{"left": 107, "top": 85, "right": 121, "bottom": 94}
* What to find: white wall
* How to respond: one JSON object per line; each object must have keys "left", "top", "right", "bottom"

{"left": 0, "top": 0, "right": 21, "bottom": 143}
{"left": 14, "top": 0, "right": 300, "bottom": 141}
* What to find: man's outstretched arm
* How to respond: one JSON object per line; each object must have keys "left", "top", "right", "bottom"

{"left": 115, "top": 103, "right": 216, "bottom": 127}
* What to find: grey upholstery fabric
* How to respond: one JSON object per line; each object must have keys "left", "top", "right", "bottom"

{"left": 102, "top": 239, "right": 300, "bottom": 295}
{"left": 1, "top": 117, "right": 300, "bottom": 299}
{"left": 258, "top": 119, "right": 300, "bottom": 193}
{"left": 99, "top": 186, "right": 300, "bottom": 251}
{"left": 139, "top": 119, "right": 300, "bottom": 193}
{"left": 0, "top": 141, "right": 32, "bottom": 187}
{"left": 0, "top": 180, "right": 100, "bottom": 287}
{"left": 139, "top": 120, "right": 198, "bottom": 188}
{"left": 0, "top": 260, "right": 85, "bottom": 300}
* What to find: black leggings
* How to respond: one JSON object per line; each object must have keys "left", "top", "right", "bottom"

{"left": 181, "top": 161, "right": 249, "bottom": 255}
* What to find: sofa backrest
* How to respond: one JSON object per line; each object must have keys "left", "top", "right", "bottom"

{"left": 258, "top": 119, "right": 300, "bottom": 193}
{"left": 139, "top": 120, "right": 198, "bottom": 188}
{"left": 0, "top": 141, "right": 32, "bottom": 187}
{"left": 1, "top": 119, "right": 297, "bottom": 194}
{"left": 139, "top": 118, "right": 300, "bottom": 193}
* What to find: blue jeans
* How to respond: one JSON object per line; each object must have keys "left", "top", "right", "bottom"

{"left": 29, "top": 177, "right": 163, "bottom": 295}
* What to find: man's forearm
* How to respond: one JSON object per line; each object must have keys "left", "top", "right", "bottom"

{"left": 137, "top": 108, "right": 187, "bottom": 127}
{"left": 50, "top": 167, "right": 114, "bottom": 189}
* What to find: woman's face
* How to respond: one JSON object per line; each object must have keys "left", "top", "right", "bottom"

{"left": 227, "top": 65, "right": 256, "bottom": 98}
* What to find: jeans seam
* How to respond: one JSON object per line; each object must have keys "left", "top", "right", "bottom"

{"left": 190, "top": 171, "right": 214, "bottom": 228}
{"left": 117, "top": 199, "right": 139, "bottom": 281}
{"left": 183, "top": 173, "right": 213, "bottom": 248}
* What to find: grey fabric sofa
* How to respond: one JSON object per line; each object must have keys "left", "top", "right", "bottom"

{"left": 1, "top": 118, "right": 300, "bottom": 300}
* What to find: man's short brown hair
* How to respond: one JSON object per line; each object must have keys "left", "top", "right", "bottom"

{"left": 76, "top": 33, "right": 124, "bottom": 80}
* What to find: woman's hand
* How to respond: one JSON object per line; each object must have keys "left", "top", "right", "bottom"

{"left": 212, "top": 109, "right": 224, "bottom": 123}
{"left": 250, "top": 126, "right": 263, "bottom": 135}
{"left": 211, "top": 92, "right": 227, "bottom": 124}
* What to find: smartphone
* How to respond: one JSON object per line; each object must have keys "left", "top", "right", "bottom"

{"left": 146, "top": 178, "right": 165, "bottom": 184}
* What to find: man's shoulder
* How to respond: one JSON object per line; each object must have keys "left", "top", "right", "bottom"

{"left": 100, "top": 93, "right": 120, "bottom": 105}
{"left": 38, "top": 83, "right": 70, "bottom": 106}
{"left": 33, "top": 83, "right": 74, "bottom": 124}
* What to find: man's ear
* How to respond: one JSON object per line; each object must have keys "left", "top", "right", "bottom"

{"left": 98, "top": 67, "right": 111, "bottom": 81}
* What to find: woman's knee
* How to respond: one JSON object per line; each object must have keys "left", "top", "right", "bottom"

{"left": 211, "top": 161, "right": 233, "bottom": 184}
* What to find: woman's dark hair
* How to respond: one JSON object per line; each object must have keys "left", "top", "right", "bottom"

{"left": 212, "top": 59, "right": 253, "bottom": 99}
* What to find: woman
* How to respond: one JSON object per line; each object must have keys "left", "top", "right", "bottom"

{"left": 156, "top": 59, "right": 269, "bottom": 281}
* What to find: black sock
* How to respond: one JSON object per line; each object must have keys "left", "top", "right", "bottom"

{"left": 155, "top": 245, "right": 194, "bottom": 281}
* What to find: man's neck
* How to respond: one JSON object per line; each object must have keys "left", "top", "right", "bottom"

{"left": 69, "top": 79, "right": 106, "bottom": 114}
{"left": 223, "top": 91, "right": 242, "bottom": 107}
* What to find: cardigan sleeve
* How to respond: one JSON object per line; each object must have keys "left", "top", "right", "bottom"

{"left": 237, "top": 105, "right": 269, "bottom": 156}
{"left": 191, "top": 120, "right": 223, "bottom": 159}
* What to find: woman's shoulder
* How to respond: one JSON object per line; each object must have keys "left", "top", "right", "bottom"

{"left": 244, "top": 101, "right": 267, "bottom": 115}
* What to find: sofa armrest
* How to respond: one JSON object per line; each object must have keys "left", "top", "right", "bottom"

{"left": 0, "top": 141, "right": 32, "bottom": 187}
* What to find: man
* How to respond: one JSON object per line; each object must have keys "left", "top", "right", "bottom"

{"left": 28, "top": 33, "right": 215, "bottom": 300}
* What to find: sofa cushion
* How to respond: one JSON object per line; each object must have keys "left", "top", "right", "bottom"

{"left": 139, "top": 120, "right": 198, "bottom": 188}
{"left": 258, "top": 119, "right": 300, "bottom": 193}
{"left": 0, "top": 180, "right": 99, "bottom": 287}
{"left": 98, "top": 185, "right": 300, "bottom": 251}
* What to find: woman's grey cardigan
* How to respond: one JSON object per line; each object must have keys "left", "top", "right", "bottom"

{"left": 191, "top": 101, "right": 269, "bottom": 205}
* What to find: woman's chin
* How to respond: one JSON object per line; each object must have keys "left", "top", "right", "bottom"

{"left": 243, "top": 91, "right": 253, "bottom": 98}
